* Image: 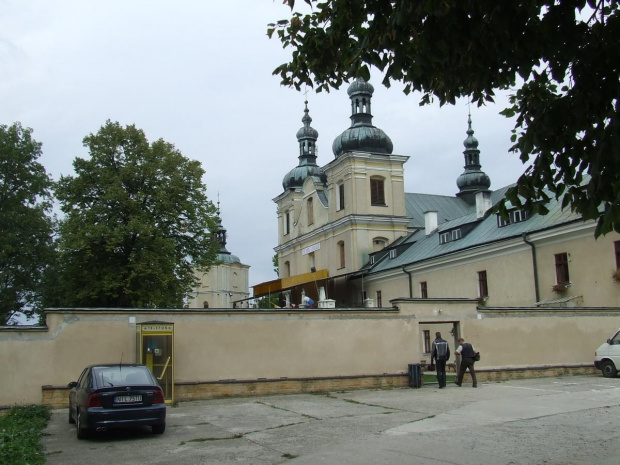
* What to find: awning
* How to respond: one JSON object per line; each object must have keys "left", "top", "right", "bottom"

{"left": 253, "top": 269, "right": 329, "bottom": 297}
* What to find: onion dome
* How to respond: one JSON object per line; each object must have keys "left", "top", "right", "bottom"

{"left": 282, "top": 101, "right": 327, "bottom": 190}
{"left": 332, "top": 77, "right": 393, "bottom": 157}
{"left": 456, "top": 114, "right": 491, "bottom": 202}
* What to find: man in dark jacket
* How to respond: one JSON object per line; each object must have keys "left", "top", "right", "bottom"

{"left": 431, "top": 332, "right": 450, "bottom": 388}
{"left": 455, "top": 337, "right": 478, "bottom": 388}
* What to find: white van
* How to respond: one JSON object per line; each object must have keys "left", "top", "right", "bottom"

{"left": 594, "top": 328, "right": 620, "bottom": 378}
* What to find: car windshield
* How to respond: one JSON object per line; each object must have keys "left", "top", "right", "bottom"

{"left": 93, "top": 366, "right": 152, "bottom": 386}
{"left": 611, "top": 331, "right": 620, "bottom": 344}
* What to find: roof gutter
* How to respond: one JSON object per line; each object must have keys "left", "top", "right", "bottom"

{"left": 402, "top": 265, "right": 413, "bottom": 298}
{"left": 522, "top": 232, "right": 540, "bottom": 302}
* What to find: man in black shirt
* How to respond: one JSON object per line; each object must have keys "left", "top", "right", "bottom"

{"left": 455, "top": 337, "right": 478, "bottom": 388}
{"left": 431, "top": 332, "right": 450, "bottom": 389}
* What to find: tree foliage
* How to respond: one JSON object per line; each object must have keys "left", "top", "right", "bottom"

{"left": 268, "top": 0, "right": 620, "bottom": 236}
{"left": 47, "top": 121, "right": 219, "bottom": 308}
{"left": 0, "top": 123, "right": 54, "bottom": 324}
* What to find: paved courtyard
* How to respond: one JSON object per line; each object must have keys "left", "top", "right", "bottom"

{"left": 43, "top": 375, "right": 620, "bottom": 465}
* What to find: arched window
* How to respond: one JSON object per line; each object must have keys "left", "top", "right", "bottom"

{"left": 284, "top": 261, "right": 290, "bottom": 278}
{"left": 372, "top": 237, "right": 388, "bottom": 252}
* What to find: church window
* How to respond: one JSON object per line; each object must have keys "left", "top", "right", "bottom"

{"left": 308, "top": 252, "right": 316, "bottom": 271}
{"left": 614, "top": 241, "right": 620, "bottom": 269}
{"left": 452, "top": 229, "right": 462, "bottom": 241}
{"left": 439, "top": 232, "right": 450, "bottom": 244}
{"left": 284, "top": 261, "right": 290, "bottom": 278}
{"left": 478, "top": 270, "right": 488, "bottom": 298}
{"left": 307, "top": 198, "right": 314, "bottom": 225}
{"left": 420, "top": 281, "right": 428, "bottom": 298}
{"left": 423, "top": 330, "right": 431, "bottom": 353}
{"left": 370, "top": 177, "right": 386, "bottom": 206}
{"left": 376, "top": 290, "right": 382, "bottom": 307}
{"left": 389, "top": 249, "right": 397, "bottom": 259}
{"left": 338, "top": 241, "right": 345, "bottom": 268}
{"left": 285, "top": 211, "right": 290, "bottom": 235}
{"left": 554, "top": 253, "right": 570, "bottom": 285}
{"left": 337, "top": 183, "right": 345, "bottom": 211}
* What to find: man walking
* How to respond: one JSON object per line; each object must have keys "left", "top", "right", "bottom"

{"left": 455, "top": 337, "right": 478, "bottom": 388}
{"left": 431, "top": 332, "right": 450, "bottom": 388}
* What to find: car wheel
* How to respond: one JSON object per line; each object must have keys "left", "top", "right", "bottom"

{"left": 76, "top": 410, "right": 89, "bottom": 439}
{"left": 152, "top": 423, "right": 166, "bottom": 434}
{"left": 601, "top": 360, "right": 618, "bottom": 378}
{"left": 68, "top": 406, "right": 75, "bottom": 424}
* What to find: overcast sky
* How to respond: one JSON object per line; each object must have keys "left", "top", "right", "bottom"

{"left": 1, "top": 1, "right": 527, "bottom": 291}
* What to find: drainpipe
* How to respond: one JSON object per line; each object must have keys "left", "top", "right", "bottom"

{"left": 522, "top": 233, "right": 540, "bottom": 302}
{"left": 402, "top": 265, "right": 413, "bottom": 298}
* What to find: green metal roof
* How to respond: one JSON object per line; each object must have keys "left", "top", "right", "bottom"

{"left": 370, "top": 184, "right": 582, "bottom": 275}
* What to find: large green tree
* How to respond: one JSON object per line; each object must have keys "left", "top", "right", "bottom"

{"left": 48, "top": 121, "right": 219, "bottom": 308}
{"left": 269, "top": 0, "right": 620, "bottom": 236}
{"left": 0, "top": 123, "right": 54, "bottom": 324}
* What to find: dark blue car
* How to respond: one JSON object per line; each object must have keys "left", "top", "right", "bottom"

{"left": 68, "top": 364, "right": 166, "bottom": 439}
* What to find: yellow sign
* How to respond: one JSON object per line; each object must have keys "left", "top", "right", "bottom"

{"left": 141, "top": 324, "right": 173, "bottom": 332}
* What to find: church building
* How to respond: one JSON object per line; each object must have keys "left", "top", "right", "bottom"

{"left": 253, "top": 78, "right": 620, "bottom": 310}
{"left": 188, "top": 204, "right": 250, "bottom": 308}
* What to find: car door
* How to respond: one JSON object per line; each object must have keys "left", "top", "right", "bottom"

{"left": 69, "top": 367, "right": 88, "bottom": 420}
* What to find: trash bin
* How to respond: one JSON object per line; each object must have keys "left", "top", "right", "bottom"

{"left": 408, "top": 363, "right": 422, "bottom": 388}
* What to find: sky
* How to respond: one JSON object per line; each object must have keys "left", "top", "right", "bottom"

{"left": 0, "top": 1, "right": 527, "bottom": 292}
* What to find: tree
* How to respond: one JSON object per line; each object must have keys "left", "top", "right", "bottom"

{"left": 48, "top": 121, "right": 220, "bottom": 308}
{"left": 0, "top": 123, "right": 55, "bottom": 324}
{"left": 272, "top": 253, "right": 279, "bottom": 276}
{"left": 268, "top": 0, "right": 620, "bottom": 236}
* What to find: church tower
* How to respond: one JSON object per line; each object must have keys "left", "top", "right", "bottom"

{"left": 188, "top": 202, "right": 250, "bottom": 308}
{"left": 456, "top": 114, "right": 491, "bottom": 205}
{"left": 269, "top": 79, "right": 410, "bottom": 306}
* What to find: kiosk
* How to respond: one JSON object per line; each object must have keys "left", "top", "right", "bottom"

{"left": 137, "top": 322, "right": 174, "bottom": 403}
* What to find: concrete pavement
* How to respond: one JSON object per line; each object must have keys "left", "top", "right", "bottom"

{"left": 43, "top": 375, "right": 620, "bottom": 464}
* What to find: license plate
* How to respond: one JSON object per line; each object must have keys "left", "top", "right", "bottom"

{"left": 114, "top": 395, "right": 142, "bottom": 403}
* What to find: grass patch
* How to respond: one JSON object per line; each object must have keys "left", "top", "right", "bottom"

{"left": 0, "top": 405, "right": 51, "bottom": 465}
{"left": 422, "top": 373, "right": 456, "bottom": 383}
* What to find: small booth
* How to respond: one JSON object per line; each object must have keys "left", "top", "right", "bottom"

{"left": 136, "top": 322, "right": 174, "bottom": 403}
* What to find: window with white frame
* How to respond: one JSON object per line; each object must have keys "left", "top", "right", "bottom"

{"left": 420, "top": 281, "right": 428, "bottom": 298}
{"left": 555, "top": 252, "right": 570, "bottom": 284}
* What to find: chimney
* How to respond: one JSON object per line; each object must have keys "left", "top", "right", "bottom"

{"left": 475, "top": 191, "right": 492, "bottom": 219}
{"left": 424, "top": 211, "right": 438, "bottom": 235}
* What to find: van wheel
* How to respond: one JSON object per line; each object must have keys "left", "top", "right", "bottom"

{"left": 601, "top": 360, "right": 618, "bottom": 378}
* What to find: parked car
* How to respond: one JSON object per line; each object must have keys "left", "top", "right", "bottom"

{"left": 68, "top": 363, "right": 166, "bottom": 439}
{"left": 594, "top": 328, "right": 620, "bottom": 378}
